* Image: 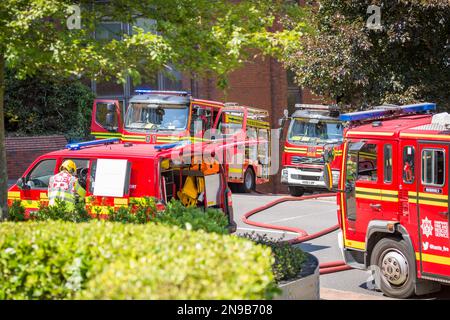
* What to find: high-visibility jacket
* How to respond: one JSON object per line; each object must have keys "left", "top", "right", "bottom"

{"left": 48, "top": 171, "right": 86, "bottom": 210}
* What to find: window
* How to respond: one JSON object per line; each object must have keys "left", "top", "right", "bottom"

{"left": 357, "top": 143, "right": 378, "bottom": 182}
{"left": 63, "top": 159, "right": 90, "bottom": 190}
{"left": 95, "top": 102, "right": 118, "bottom": 131}
{"left": 384, "top": 144, "right": 393, "bottom": 183}
{"left": 190, "top": 106, "right": 213, "bottom": 135}
{"left": 403, "top": 146, "right": 415, "bottom": 184}
{"left": 26, "top": 159, "right": 56, "bottom": 189}
{"left": 422, "top": 149, "right": 445, "bottom": 186}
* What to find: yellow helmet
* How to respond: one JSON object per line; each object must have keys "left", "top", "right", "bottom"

{"left": 60, "top": 160, "right": 77, "bottom": 174}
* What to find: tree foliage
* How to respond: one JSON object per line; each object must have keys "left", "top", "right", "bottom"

{"left": 5, "top": 70, "right": 94, "bottom": 139}
{"left": 283, "top": 0, "right": 450, "bottom": 110}
{"left": 0, "top": 0, "right": 305, "bottom": 220}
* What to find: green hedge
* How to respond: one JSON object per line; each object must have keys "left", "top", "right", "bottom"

{"left": 9, "top": 198, "right": 229, "bottom": 234}
{"left": 0, "top": 221, "right": 278, "bottom": 300}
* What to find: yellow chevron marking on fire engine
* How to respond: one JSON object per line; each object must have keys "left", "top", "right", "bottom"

{"left": 407, "top": 192, "right": 448, "bottom": 207}
{"left": 114, "top": 198, "right": 129, "bottom": 206}
{"left": 355, "top": 187, "right": 398, "bottom": 202}
{"left": 416, "top": 253, "right": 450, "bottom": 266}
{"left": 90, "top": 206, "right": 112, "bottom": 215}
{"left": 225, "top": 114, "right": 270, "bottom": 129}
{"left": 346, "top": 131, "right": 394, "bottom": 137}
{"left": 345, "top": 239, "right": 366, "bottom": 250}
{"left": 20, "top": 200, "right": 41, "bottom": 209}
{"left": 8, "top": 191, "right": 20, "bottom": 199}
{"left": 285, "top": 147, "right": 307, "bottom": 152}
{"left": 400, "top": 133, "right": 450, "bottom": 141}
{"left": 91, "top": 132, "right": 122, "bottom": 137}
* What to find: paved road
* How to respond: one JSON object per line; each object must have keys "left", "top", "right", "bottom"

{"left": 232, "top": 193, "right": 450, "bottom": 300}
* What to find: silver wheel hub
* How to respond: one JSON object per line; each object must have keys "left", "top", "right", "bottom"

{"left": 381, "top": 250, "right": 409, "bottom": 286}
{"left": 245, "top": 171, "right": 253, "bottom": 189}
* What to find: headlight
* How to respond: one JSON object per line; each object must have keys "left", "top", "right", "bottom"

{"left": 281, "top": 169, "right": 288, "bottom": 182}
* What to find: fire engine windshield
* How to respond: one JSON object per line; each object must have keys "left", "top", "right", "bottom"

{"left": 287, "top": 119, "right": 343, "bottom": 144}
{"left": 125, "top": 103, "right": 189, "bottom": 131}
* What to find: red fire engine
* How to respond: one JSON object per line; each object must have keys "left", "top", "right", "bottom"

{"left": 280, "top": 104, "right": 343, "bottom": 196}
{"left": 323, "top": 103, "right": 450, "bottom": 298}
{"left": 212, "top": 104, "right": 271, "bottom": 193}
{"left": 90, "top": 90, "right": 271, "bottom": 192}
{"left": 7, "top": 139, "right": 237, "bottom": 232}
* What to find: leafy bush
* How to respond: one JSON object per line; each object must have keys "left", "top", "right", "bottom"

{"left": 30, "top": 200, "right": 91, "bottom": 223}
{"left": 8, "top": 200, "right": 26, "bottom": 222}
{"left": 242, "top": 233, "right": 306, "bottom": 282}
{"left": 5, "top": 69, "right": 94, "bottom": 140}
{"left": 11, "top": 198, "right": 229, "bottom": 234}
{"left": 0, "top": 221, "right": 277, "bottom": 300}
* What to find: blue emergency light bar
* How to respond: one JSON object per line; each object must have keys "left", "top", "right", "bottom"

{"left": 135, "top": 89, "right": 191, "bottom": 96}
{"left": 339, "top": 103, "right": 436, "bottom": 122}
{"left": 66, "top": 138, "right": 120, "bottom": 151}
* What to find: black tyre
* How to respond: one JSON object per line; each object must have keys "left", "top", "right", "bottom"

{"left": 288, "top": 186, "right": 305, "bottom": 197}
{"left": 235, "top": 168, "right": 256, "bottom": 193}
{"left": 370, "top": 237, "right": 416, "bottom": 299}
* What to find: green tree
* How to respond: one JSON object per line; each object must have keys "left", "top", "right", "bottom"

{"left": 283, "top": 0, "right": 450, "bottom": 109}
{"left": 0, "top": 0, "right": 304, "bottom": 220}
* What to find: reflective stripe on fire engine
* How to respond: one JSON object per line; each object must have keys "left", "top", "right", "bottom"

{"left": 344, "top": 239, "right": 366, "bottom": 250}
{"left": 8, "top": 191, "right": 20, "bottom": 199}
{"left": 346, "top": 131, "right": 395, "bottom": 137}
{"left": 416, "top": 252, "right": 450, "bottom": 266}
{"left": 229, "top": 167, "right": 243, "bottom": 174}
{"left": 408, "top": 191, "right": 448, "bottom": 207}
{"left": 355, "top": 187, "right": 399, "bottom": 202}
{"left": 400, "top": 133, "right": 450, "bottom": 141}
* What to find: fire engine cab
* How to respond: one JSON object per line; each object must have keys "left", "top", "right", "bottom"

{"left": 7, "top": 138, "right": 237, "bottom": 232}
{"left": 280, "top": 104, "right": 343, "bottom": 196}
{"left": 91, "top": 90, "right": 224, "bottom": 144}
{"left": 323, "top": 102, "right": 450, "bottom": 298}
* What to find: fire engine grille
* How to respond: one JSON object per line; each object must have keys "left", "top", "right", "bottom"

{"left": 291, "top": 174, "right": 320, "bottom": 181}
{"left": 291, "top": 156, "right": 324, "bottom": 165}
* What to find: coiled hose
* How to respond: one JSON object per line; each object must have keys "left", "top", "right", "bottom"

{"left": 241, "top": 193, "right": 352, "bottom": 275}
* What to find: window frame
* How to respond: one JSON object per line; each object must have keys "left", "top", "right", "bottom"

{"left": 383, "top": 144, "right": 393, "bottom": 184}
{"left": 421, "top": 148, "right": 445, "bottom": 187}
{"left": 26, "top": 159, "right": 57, "bottom": 190}
{"left": 402, "top": 146, "right": 415, "bottom": 184}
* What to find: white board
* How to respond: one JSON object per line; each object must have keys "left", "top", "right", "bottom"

{"left": 204, "top": 174, "right": 221, "bottom": 207}
{"left": 93, "top": 159, "right": 129, "bottom": 197}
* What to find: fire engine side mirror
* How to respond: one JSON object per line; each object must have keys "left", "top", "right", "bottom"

{"left": 322, "top": 146, "right": 335, "bottom": 164}
{"left": 16, "top": 177, "right": 30, "bottom": 190}
{"left": 105, "top": 103, "right": 117, "bottom": 132}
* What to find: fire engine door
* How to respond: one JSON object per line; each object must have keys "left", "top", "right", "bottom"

{"left": 343, "top": 140, "right": 382, "bottom": 245}
{"left": 417, "top": 143, "right": 450, "bottom": 279}
{"left": 90, "top": 99, "right": 122, "bottom": 140}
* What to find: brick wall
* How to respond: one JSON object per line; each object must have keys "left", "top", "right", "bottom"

{"left": 5, "top": 135, "right": 67, "bottom": 180}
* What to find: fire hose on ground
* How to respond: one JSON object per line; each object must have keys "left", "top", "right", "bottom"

{"left": 241, "top": 193, "right": 352, "bottom": 275}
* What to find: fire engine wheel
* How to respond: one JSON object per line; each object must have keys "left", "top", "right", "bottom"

{"left": 241, "top": 168, "right": 256, "bottom": 193}
{"left": 288, "top": 186, "right": 305, "bottom": 197}
{"left": 371, "top": 237, "right": 415, "bottom": 299}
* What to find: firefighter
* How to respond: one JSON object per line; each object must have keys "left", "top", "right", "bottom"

{"left": 48, "top": 160, "right": 86, "bottom": 210}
